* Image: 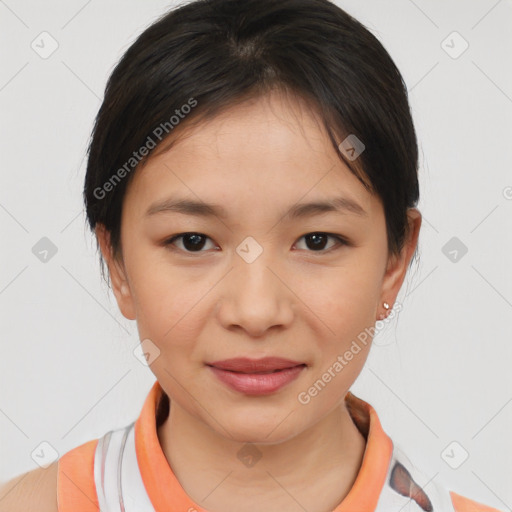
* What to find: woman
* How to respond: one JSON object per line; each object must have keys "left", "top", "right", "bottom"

{"left": 0, "top": 0, "right": 503, "bottom": 510}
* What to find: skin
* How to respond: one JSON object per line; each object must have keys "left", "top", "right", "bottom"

{"left": 96, "top": 89, "right": 421, "bottom": 512}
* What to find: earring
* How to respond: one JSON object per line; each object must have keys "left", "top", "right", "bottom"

{"left": 378, "top": 301, "right": 391, "bottom": 320}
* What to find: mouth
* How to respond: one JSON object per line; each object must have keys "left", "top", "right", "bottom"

{"left": 206, "top": 357, "right": 306, "bottom": 373}
{"left": 206, "top": 357, "right": 307, "bottom": 395}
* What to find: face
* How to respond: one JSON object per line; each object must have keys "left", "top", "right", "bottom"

{"left": 98, "top": 90, "right": 420, "bottom": 444}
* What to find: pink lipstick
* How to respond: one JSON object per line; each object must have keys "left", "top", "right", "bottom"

{"left": 207, "top": 357, "right": 306, "bottom": 395}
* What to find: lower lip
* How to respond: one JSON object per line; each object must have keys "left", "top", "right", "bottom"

{"left": 209, "top": 365, "right": 306, "bottom": 395}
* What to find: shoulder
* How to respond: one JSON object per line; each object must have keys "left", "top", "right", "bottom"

{"left": 0, "top": 461, "right": 58, "bottom": 512}
{"left": 0, "top": 437, "right": 99, "bottom": 512}
{"left": 450, "top": 490, "right": 505, "bottom": 512}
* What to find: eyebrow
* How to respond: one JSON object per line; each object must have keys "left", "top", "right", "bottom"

{"left": 145, "top": 195, "right": 367, "bottom": 219}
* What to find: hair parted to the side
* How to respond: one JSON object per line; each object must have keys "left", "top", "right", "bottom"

{"left": 83, "top": 0, "right": 420, "bottom": 286}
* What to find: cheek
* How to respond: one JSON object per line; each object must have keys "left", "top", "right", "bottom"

{"left": 127, "top": 253, "right": 212, "bottom": 345}
{"left": 293, "top": 261, "right": 382, "bottom": 400}
{"left": 297, "top": 260, "right": 382, "bottom": 334}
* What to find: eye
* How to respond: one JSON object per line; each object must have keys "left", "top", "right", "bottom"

{"left": 294, "top": 232, "right": 348, "bottom": 253}
{"left": 164, "top": 232, "right": 217, "bottom": 253}
{"left": 164, "top": 231, "right": 349, "bottom": 255}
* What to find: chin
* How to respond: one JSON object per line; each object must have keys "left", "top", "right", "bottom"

{"left": 217, "top": 410, "right": 306, "bottom": 446}
{"left": 227, "top": 428, "right": 290, "bottom": 446}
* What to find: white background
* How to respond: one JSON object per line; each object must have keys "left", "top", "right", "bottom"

{"left": 1, "top": 0, "right": 511, "bottom": 509}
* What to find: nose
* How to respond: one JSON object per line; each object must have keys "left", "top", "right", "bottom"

{"left": 215, "top": 252, "right": 295, "bottom": 338}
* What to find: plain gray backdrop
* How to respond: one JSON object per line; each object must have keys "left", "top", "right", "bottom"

{"left": 1, "top": 0, "right": 511, "bottom": 509}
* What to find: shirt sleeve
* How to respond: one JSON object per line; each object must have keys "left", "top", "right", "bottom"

{"left": 450, "top": 490, "right": 505, "bottom": 512}
{"left": 57, "top": 439, "right": 100, "bottom": 512}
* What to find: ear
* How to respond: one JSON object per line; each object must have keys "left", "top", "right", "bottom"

{"left": 95, "top": 223, "right": 137, "bottom": 321}
{"left": 377, "top": 208, "right": 422, "bottom": 320}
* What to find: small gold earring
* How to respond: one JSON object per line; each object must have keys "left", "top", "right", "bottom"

{"left": 378, "top": 302, "right": 390, "bottom": 320}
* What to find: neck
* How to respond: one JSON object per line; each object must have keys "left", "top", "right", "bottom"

{"left": 157, "top": 397, "right": 366, "bottom": 512}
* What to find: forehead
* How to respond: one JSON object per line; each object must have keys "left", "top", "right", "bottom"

{"left": 123, "top": 91, "right": 380, "bottom": 220}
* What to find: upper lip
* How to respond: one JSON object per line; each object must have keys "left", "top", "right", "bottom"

{"left": 207, "top": 357, "right": 306, "bottom": 373}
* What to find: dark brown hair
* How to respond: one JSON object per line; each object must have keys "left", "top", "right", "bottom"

{"left": 83, "top": 0, "right": 420, "bottom": 281}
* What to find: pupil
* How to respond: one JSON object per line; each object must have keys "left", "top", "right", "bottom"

{"left": 184, "top": 234, "right": 205, "bottom": 251}
{"left": 307, "top": 233, "right": 327, "bottom": 250}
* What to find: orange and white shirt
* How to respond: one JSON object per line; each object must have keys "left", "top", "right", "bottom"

{"left": 57, "top": 380, "right": 502, "bottom": 511}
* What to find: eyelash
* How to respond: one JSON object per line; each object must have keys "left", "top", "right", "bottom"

{"left": 163, "top": 232, "right": 350, "bottom": 255}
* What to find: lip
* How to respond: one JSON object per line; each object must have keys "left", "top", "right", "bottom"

{"left": 207, "top": 357, "right": 306, "bottom": 395}
{"left": 208, "top": 357, "right": 305, "bottom": 373}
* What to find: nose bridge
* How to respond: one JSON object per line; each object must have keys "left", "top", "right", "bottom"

{"left": 234, "top": 240, "right": 281, "bottom": 301}
{"left": 216, "top": 240, "right": 294, "bottom": 334}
